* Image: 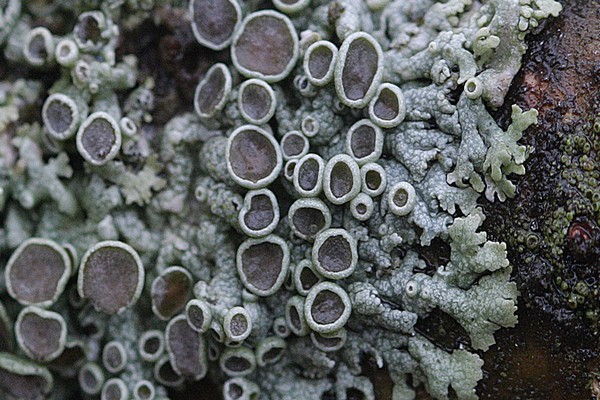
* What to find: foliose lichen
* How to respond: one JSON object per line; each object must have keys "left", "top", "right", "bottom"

{"left": 0, "top": 0, "right": 561, "bottom": 399}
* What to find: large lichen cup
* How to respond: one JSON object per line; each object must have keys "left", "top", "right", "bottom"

{"left": 236, "top": 235, "right": 290, "bottom": 296}
{"left": 0, "top": 353, "right": 54, "bottom": 399}
{"left": 6, "top": 238, "right": 71, "bottom": 307}
{"left": 334, "top": 32, "right": 383, "bottom": 108}
{"left": 194, "top": 63, "right": 232, "bottom": 119}
{"left": 223, "top": 377, "right": 260, "bottom": 400}
{"left": 280, "top": 130, "right": 309, "bottom": 161}
{"left": 324, "top": 154, "right": 361, "bottom": 205}
{"left": 287, "top": 198, "right": 332, "bottom": 241}
{"left": 226, "top": 125, "right": 282, "bottom": 189}
{"left": 238, "top": 189, "right": 280, "bottom": 238}
{"left": 42, "top": 93, "right": 81, "bottom": 140}
{"left": 101, "top": 378, "right": 129, "bottom": 400}
{"left": 231, "top": 10, "right": 299, "bottom": 82}
{"left": 190, "top": 0, "right": 241, "bottom": 50}
{"left": 219, "top": 347, "right": 256, "bottom": 377}
{"left": 223, "top": 306, "right": 253, "bottom": 342}
{"left": 238, "top": 78, "right": 277, "bottom": 125}
{"left": 304, "top": 40, "right": 338, "bottom": 87}
{"left": 151, "top": 266, "right": 193, "bottom": 320}
{"left": 368, "top": 83, "right": 406, "bottom": 128}
{"left": 185, "top": 299, "right": 213, "bottom": 334}
{"left": 138, "top": 330, "right": 165, "bottom": 363}
{"left": 293, "top": 153, "right": 325, "bottom": 197}
{"left": 312, "top": 228, "right": 358, "bottom": 280}
{"left": 23, "top": 27, "right": 55, "bottom": 67}
{"left": 387, "top": 182, "right": 417, "bottom": 216}
{"left": 166, "top": 315, "right": 207, "bottom": 381}
{"left": 360, "top": 163, "right": 387, "bottom": 197}
{"left": 76, "top": 112, "right": 122, "bottom": 166}
{"left": 304, "top": 282, "right": 352, "bottom": 334}
{"left": 77, "top": 240, "right": 144, "bottom": 314}
{"left": 15, "top": 306, "right": 67, "bottom": 363}
{"left": 345, "top": 119, "right": 384, "bottom": 165}
{"left": 102, "top": 341, "right": 127, "bottom": 373}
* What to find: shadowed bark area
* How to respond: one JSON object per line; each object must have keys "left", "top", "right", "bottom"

{"left": 481, "top": 0, "right": 600, "bottom": 398}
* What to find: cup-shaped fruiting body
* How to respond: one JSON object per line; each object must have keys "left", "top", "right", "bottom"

{"left": 310, "top": 328, "right": 347, "bottom": 352}
{"left": 335, "top": 32, "right": 383, "bottom": 108}
{"left": 133, "top": 380, "right": 155, "bottom": 400}
{"left": 23, "top": 27, "right": 54, "bottom": 67}
{"left": 219, "top": 347, "right": 256, "bottom": 377}
{"left": 190, "top": 0, "right": 241, "bottom": 50}
{"left": 102, "top": 341, "right": 127, "bottom": 373}
{"left": 345, "top": 119, "right": 383, "bottom": 165}
{"left": 293, "top": 259, "right": 323, "bottom": 296}
{"left": 77, "top": 241, "right": 144, "bottom": 315}
{"left": 151, "top": 266, "right": 193, "bottom": 320}
{"left": 294, "top": 74, "right": 316, "bottom": 97}
{"left": 166, "top": 315, "right": 207, "bottom": 381}
{"left": 119, "top": 116, "right": 137, "bottom": 137}
{"left": 268, "top": 319, "right": 288, "bottom": 341}
{"left": 223, "top": 307, "right": 253, "bottom": 342}
{"left": 280, "top": 131, "right": 309, "bottom": 161}
{"left": 368, "top": 83, "right": 406, "bottom": 128}
{"left": 154, "top": 355, "right": 185, "bottom": 388}
{"left": 283, "top": 159, "right": 298, "bottom": 181}
{"left": 272, "top": 0, "right": 310, "bottom": 14}
{"left": 226, "top": 125, "right": 282, "bottom": 189}
{"left": 255, "top": 336, "right": 286, "bottom": 367}
{"left": 74, "top": 11, "right": 110, "bottom": 52}
{"left": 301, "top": 115, "right": 320, "bottom": 137}
{"left": 312, "top": 228, "right": 358, "bottom": 280}
{"left": 304, "top": 282, "right": 352, "bottom": 334}
{"left": 238, "top": 79, "right": 277, "bottom": 125}
{"left": 236, "top": 235, "right": 290, "bottom": 296}
{"left": 350, "top": 192, "right": 375, "bottom": 221}
{"left": 76, "top": 112, "right": 122, "bottom": 166}
{"left": 464, "top": 77, "right": 484, "bottom": 99}
{"left": 55, "top": 38, "right": 79, "bottom": 67}
{"left": 238, "top": 189, "right": 280, "bottom": 238}
{"left": 293, "top": 153, "right": 325, "bottom": 197}
{"left": 42, "top": 93, "right": 80, "bottom": 140}
{"left": 285, "top": 295, "right": 310, "bottom": 336}
{"left": 15, "top": 306, "right": 66, "bottom": 363}
{"left": 138, "top": 330, "right": 165, "bottom": 362}
{"left": 101, "top": 378, "right": 129, "bottom": 400}
{"left": 387, "top": 182, "right": 417, "bottom": 216}
{"left": 304, "top": 40, "right": 338, "bottom": 87}
{"left": 0, "top": 353, "right": 54, "bottom": 399}
{"left": 231, "top": 10, "right": 299, "bottom": 82}
{"left": 185, "top": 299, "right": 213, "bottom": 333}
{"left": 5, "top": 238, "right": 71, "bottom": 307}
{"left": 288, "top": 198, "right": 332, "bottom": 241}
{"left": 224, "top": 377, "right": 260, "bottom": 400}
{"left": 194, "top": 63, "right": 232, "bottom": 119}
{"left": 78, "top": 362, "right": 104, "bottom": 395}
{"left": 360, "top": 162, "right": 387, "bottom": 197}
{"left": 323, "top": 154, "right": 361, "bottom": 205}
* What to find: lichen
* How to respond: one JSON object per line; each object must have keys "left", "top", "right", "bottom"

{"left": 0, "top": 0, "right": 561, "bottom": 399}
